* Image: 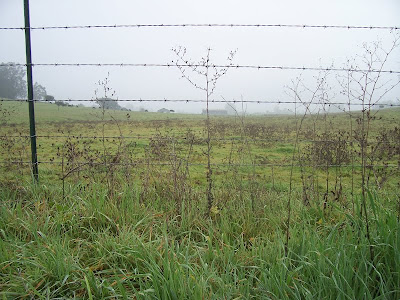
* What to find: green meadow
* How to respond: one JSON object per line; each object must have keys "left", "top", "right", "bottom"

{"left": 0, "top": 100, "right": 399, "bottom": 299}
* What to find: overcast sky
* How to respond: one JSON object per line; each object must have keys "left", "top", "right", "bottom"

{"left": 1, "top": 0, "right": 399, "bottom": 113}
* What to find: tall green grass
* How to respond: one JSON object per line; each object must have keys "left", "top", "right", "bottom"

{"left": 0, "top": 181, "right": 398, "bottom": 299}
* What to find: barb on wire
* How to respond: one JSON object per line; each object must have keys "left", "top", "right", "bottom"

{"left": 1, "top": 98, "right": 400, "bottom": 107}
{"left": 1, "top": 62, "right": 399, "bottom": 74}
{"left": 0, "top": 134, "right": 398, "bottom": 145}
{"left": 0, "top": 23, "right": 399, "bottom": 31}
{"left": 0, "top": 160, "right": 398, "bottom": 169}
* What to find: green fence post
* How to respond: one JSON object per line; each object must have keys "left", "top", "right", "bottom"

{"left": 24, "top": 0, "right": 39, "bottom": 182}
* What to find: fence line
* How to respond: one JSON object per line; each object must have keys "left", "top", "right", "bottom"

{"left": 1, "top": 15, "right": 399, "bottom": 185}
{"left": 2, "top": 98, "right": 400, "bottom": 107}
{"left": 1, "top": 63, "right": 399, "bottom": 74}
{"left": 1, "top": 160, "right": 398, "bottom": 168}
{"left": 1, "top": 135, "right": 399, "bottom": 145}
{"left": 1, "top": 23, "right": 399, "bottom": 31}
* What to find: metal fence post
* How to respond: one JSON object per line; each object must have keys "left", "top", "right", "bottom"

{"left": 24, "top": 0, "right": 39, "bottom": 182}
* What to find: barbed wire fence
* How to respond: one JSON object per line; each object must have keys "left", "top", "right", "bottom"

{"left": 1, "top": 23, "right": 399, "bottom": 30}
{"left": 1, "top": 2, "right": 399, "bottom": 218}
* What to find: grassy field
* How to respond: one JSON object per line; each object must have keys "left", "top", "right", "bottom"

{"left": 1, "top": 100, "right": 400, "bottom": 298}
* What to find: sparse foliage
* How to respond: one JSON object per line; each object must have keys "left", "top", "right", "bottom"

{"left": 94, "top": 73, "right": 123, "bottom": 110}
{"left": 172, "top": 47, "right": 237, "bottom": 216}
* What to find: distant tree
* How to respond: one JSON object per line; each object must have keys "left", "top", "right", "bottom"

{"left": 45, "top": 95, "right": 55, "bottom": 102}
{"left": 0, "top": 62, "right": 49, "bottom": 101}
{"left": 55, "top": 100, "right": 69, "bottom": 110}
{"left": 33, "top": 82, "right": 47, "bottom": 100}
{"left": 0, "top": 62, "right": 26, "bottom": 99}
{"left": 96, "top": 97, "right": 123, "bottom": 110}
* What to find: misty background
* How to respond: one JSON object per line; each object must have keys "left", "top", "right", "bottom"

{"left": 1, "top": 0, "right": 399, "bottom": 114}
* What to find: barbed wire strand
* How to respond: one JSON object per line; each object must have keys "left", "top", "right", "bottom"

{"left": 1, "top": 135, "right": 399, "bottom": 145}
{"left": 1, "top": 63, "right": 400, "bottom": 74}
{"left": 0, "top": 160, "right": 398, "bottom": 168}
{"left": 0, "top": 23, "right": 399, "bottom": 31}
{"left": 1, "top": 98, "right": 400, "bottom": 107}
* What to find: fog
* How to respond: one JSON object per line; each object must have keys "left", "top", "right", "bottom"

{"left": 1, "top": 0, "right": 399, "bottom": 114}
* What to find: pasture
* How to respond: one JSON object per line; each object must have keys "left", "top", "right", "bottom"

{"left": 0, "top": 100, "right": 399, "bottom": 299}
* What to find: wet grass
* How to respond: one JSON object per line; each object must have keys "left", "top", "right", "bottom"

{"left": 1, "top": 101, "right": 399, "bottom": 298}
{"left": 0, "top": 182, "right": 399, "bottom": 299}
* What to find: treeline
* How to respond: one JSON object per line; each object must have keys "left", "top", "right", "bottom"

{"left": 1, "top": 63, "right": 128, "bottom": 111}
{"left": 0, "top": 62, "right": 49, "bottom": 101}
